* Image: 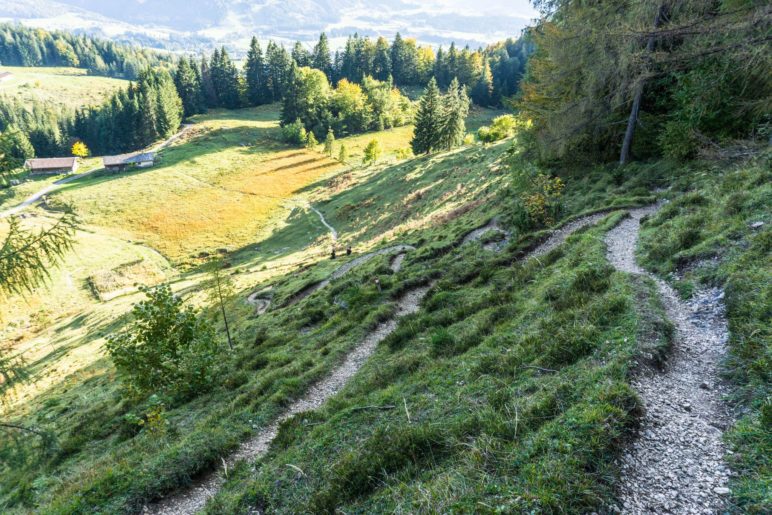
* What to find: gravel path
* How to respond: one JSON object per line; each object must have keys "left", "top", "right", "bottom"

{"left": 308, "top": 204, "right": 338, "bottom": 241}
{"left": 605, "top": 205, "right": 732, "bottom": 514}
{"left": 285, "top": 245, "right": 416, "bottom": 306}
{"left": 461, "top": 218, "right": 510, "bottom": 251}
{"left": 144, "top": 212, "right": 608, "bottom": 514}
{"left": 144, "top": 285, "right": 431, "bottom": 515}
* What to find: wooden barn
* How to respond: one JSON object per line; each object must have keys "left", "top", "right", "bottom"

{"left": 24, "top": 157, "right": 79, "bottom": 175}
{"left": 102, "top": 152, "right": 155, "bottom": 172}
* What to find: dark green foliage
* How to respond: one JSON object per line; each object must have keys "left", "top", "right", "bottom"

{"left": 0, "top": 23, "right": 172, "bottom": 79}
{"left": 244, "top": 37, "right": 269, "bottom": 106}
{"left": 66, "top": 69, "right": 182, "bottom": 155}
{"left": 411, "top": 78, "right": 470, "bottom": 154}
{"left": 519, "top": 1, "right": 770, "bottom": 164}
{"left": 411, "top": 78, "right": 443, "bottom": 154}
{"left": 105, "top": 285, "right": 220, "bottom": 401}
{"left": 174, "top": 57, "right": 206, "bottom": 117}
{"left": 438, "top": 78, "right": 470, "bottom": 150}
{"left": 209, "top": 47, "right": 243, "bottom": 109}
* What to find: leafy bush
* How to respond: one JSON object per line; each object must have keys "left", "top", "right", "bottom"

{"left": 105, "top": 285, "right": 220, "bottom": 401}
{"left": 477, "top": 114, "right": 518, "bottom": 143}
{"left": 281, "top": 119, "right": 307, "bottom": 146}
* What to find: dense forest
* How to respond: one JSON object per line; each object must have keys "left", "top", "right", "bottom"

{"left": 517, "top": 0, "right": 770, "bottom": 164}
{"left": 1, "top": 30, "right": 531, "bottom": 158}
{"left": 0, "top": 24, "right": 173, "bottom": 79}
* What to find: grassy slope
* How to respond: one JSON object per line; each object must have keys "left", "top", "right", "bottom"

{"left": 2, "top": 102, "right": 766, "bottom": 513}
{"left": 0, "top": 109, "right": 505, "bottom": 512}
{"left": 0, "top": 66, "right": 126, "bottom": 109}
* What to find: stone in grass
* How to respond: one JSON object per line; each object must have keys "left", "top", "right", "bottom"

{"left": 713, "top": 487, "right": 730, "bottom": 495}
{"left": 749, "top": 221, "right": 764, "bottom": 229}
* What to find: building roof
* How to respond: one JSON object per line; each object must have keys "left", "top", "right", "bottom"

{"left": 103, "top": 151, "right": 155, "bottom": 166}
{"left": 0, "top": 71, "right": 13, "bottom": 80}
{"left": 25, "top": 157, "right": 77, "bottom": 170}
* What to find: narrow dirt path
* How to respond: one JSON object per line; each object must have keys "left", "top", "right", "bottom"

{"left": 145, "top": 285, "right": 431, "bottom": 515}
{"left": 308, "top": 204, "right": 338, "bottom": 241}
{"left": 605, "top": 205, "right": 732, "bottom": 514}
{"left": 284, "top": 245, "right": 416, "bottom": 306}
{"left": 145, "top": 212, "right": 609, "bottom": 514}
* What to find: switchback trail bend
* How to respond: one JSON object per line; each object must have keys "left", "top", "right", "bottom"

{"left": 145, "top": 211, "right": 609, "bottom": 514}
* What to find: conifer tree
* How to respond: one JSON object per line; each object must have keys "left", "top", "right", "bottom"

{"left": 323, "top": 128, "right": 335, "bottom": 156}
{"left": 471, "top": 58, "right": 493, "bottom": 107}
{"left": 312, "top": 32, "right": 332, "bottom": 78}
{"left": 174, "top": 57, "right": 205, "bottom": 117}
{"left": 244, "top": 37, "right": 267, "bottom": 106}
{"left": 373, "top": 37, "right": 392, "bottom": 81}
{"left": 305, "top": 131, "right": 318, "bottom": 149}
{"left": 411, "top": 78, "right": 443, "bottom": 154}
{"left": 292, "top": 41, "right": 310, "bottom": 67}
{"left": 439, "top": 77, "right": 470, "bottom": 150}
{"left": 338, "top": 143, "right": 348, "bottom": 163}
{"left": 200, "top": 55, "right": 219, "bottom": 108}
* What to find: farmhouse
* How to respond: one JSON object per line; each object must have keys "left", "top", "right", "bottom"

{"left": 0, "top": 71, "right": 13, "bottom": 82}
{"left": 102, "top": 151, "right": 155, "bottom": 171}
{"left": 24, "top": 157, "right": 79, "bottom": 175}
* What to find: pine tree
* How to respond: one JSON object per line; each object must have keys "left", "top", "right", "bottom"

{"left": 174, "top": 58, "right": 205, "bottom": 117}
{"left": 200, "top": 55, "right": 219, "bottom": 108}
{"left": 373, "top": 37, "right": 391, "bottom": 81}
{"left": 245, "top": 37, "right": 267, "bottom": 106}
{"left": 411, "top": 78, "right": 443, "bottom": 154}
{"left": 338, "top": 143, "right": 348, "bottom": 163}
{"left": 471, "top": 58, "right": 493, "bottom": 107}
{"left": 305, "top": 131, "right": 318, "bottom": 149}
{"left": 323, "top": 128, "right": 335, "bottom": 156}
{"left": 439, "top": 78, "right": 470, "bottom": 150}
{"left": 312, "top": 32, "right": 332, "bottom": 78}
{"left": 292, "top": 41, "right": 310, "bottom": 67}
{"left": 391, "top": 32, "right": 406, "bottom": 85}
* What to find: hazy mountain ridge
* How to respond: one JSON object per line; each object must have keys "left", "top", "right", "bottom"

{"left": 0, "top": 0, "right": 535, "bottom": 54}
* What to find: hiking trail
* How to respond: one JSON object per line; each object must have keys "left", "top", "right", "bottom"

{"left": 145, "top": 212, "right": 607, "bottom": 514}
{"left": 605, "top": 205, "right": 732, "bottom": 514}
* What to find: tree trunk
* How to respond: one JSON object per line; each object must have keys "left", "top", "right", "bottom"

{"left": 620, "top": 4, "right": 666, "bottom": 165}
{"left": 217, "top": 280, "right": 233, "bottom": 350}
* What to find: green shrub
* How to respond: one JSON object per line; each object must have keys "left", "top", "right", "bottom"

{"left": 281, "top": 119, "right": 307, "bottom": 146}
{"left": 105, "top": 285, "right": 220, "bottom": 401}
{"left": 477, "top": 114, "right": 518, "bottom": 143}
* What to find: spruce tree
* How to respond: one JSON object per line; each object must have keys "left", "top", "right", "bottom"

{"left": 312, "top": 32, "right": 332, "bottom": 79}
{"left": 471, "top": 58, "right": 493, "bottom": 107}
{"left": 373, "top": 37, "right": 391, "bottom": 81}
{"left": 411, "top": 78, "right": 443, "bottom": 154}
{"left": 174, "top": 58, "right": 205, "bottom": 117}
{"left": 323, "top": 128, "right": 335, "bottom": 156}
{"left": 439, "top": 78, "right": 470, "bottom": 150}
{"left": 244, "top": 37, "right": 266, "bottom": 106}
{"left": 200, "top": 55, "right": 219, "bottom": 108}
{"left": 292, "top": 41, "right": 310, "bottom": 67}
